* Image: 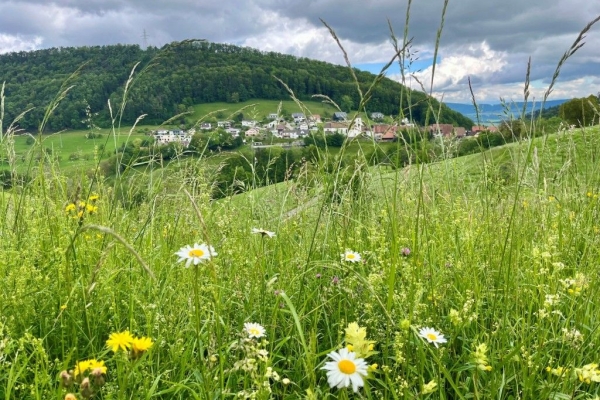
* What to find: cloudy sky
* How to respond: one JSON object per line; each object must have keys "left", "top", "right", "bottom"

{"left": 1, "top": 0, "right": 599, "bottom": 103}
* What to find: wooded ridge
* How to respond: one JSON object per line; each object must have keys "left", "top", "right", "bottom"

{"left": 0, "top": 40, "right": 473, "bottom": 131}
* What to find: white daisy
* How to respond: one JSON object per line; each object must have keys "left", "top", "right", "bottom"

{"left": 418, "top": 327, "right": 448, "bottom": 348}
{"left": 341, "top": 250, "right": 361, "bottom": 263}
{"left": 321, "top": 348, "right": 368, "bottom": 392}
{"left": 244, "top": 322, "right": 266, "bottom": 339}
{"left": 251, "top": 228, "right": 276, "bottom": 238}
{"left": 174, "top": 243, "right": 216, "bottom": 267}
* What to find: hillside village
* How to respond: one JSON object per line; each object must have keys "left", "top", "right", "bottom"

{"left": 152, "top": 111, "right": 496, "bottom": 147}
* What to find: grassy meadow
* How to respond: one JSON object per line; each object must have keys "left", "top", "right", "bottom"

{"left": 2, "top": 10, "right": 600, "bottom": 400}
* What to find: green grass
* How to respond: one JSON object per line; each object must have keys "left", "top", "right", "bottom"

{"left": 2, "top": 7, "right": 600, "bottom": 398}
{"left": 188, "top": 99, "right": 340, "bottom": 121}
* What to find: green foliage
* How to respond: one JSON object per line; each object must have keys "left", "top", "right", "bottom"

{"left": 559, "top": 95, "right": 600, "bottom": 127}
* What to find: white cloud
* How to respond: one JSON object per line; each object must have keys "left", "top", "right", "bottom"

{"left": 0, "top": 33, "right": 42, "bottom": 54}
{"left": 239, "top": 12, "right": 396, "bottom": 66}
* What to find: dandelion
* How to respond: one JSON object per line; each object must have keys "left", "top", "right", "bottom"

{"left": 418, "top": 327, "right": 447, "bottom": 348}
{"left": 244, "top": 322, "right": 266, "bottom": 339}
{"left": 131, "top": 336, "right": 153, "bottom": 357}
{"left": 175, "top": 243, "right": 216, "bottom": 267}
{"left": 341, "top": 250, "right": 361, "bottom": 263}
{"left": 106, "top": 330, "right": 134, "bottom": 352}
{"left": 251, "top": 228, "right": 276, "bottom": 238}
{"left": 321, "top": 348, "right": 368, "bottom": 392}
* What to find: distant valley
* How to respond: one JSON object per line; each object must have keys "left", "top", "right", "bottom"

{"left": 445, "top": 99, "right": 568, "bottom": 125}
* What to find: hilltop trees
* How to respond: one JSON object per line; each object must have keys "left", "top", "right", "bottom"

{"left": 559, "top": 95, "right": 599, "bottom": 127}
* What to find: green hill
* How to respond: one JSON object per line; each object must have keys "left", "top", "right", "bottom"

{"left": 0, "top": 41, "right": 472, "bottom": 132}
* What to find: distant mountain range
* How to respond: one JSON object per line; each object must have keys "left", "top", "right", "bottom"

{"left": 444, "top": 99, "right": 568, "bottom": 125}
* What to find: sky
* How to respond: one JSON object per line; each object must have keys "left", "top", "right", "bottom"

{"left": 0, "top": 0, "right": 599, "bottom": 104}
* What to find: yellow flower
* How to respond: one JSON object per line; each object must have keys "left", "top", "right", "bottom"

{"left": 106, "top": 330, "right": 134, "bottom": 352}
{"left": 88, "top": 193, "right": 99, "bottom": 202}
{"left": 65, "top": 203, "right": 76, "bottom": 212}
{"left": 422, "top": 379, "right": 437, "bottom": 394}
{"left": 575, "top": 363, "right": 600, "bottom": 384}
{"left": 88, "top": 359, "right": 107, "bottom": 375}
{"left": 131, "top": 336, "right": 154, "bottom": 355}
{"left": 74, "top": 360, "right": 92, "bottom": 377}
{"left": 86, "top": 204, "right": 98, "bottom": 214}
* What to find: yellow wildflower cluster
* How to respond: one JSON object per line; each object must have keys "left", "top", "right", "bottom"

{"left": 546, "top": 363, "right": 600, "bottom": 384}
{"left": 546, "top": 365, "right": 569, "bottom": 377}
{"left": 345, "top": 322, "right": 377, "bottom": 359}
{"left": 60, "top": 358, "right": 107, "bottom": 399}
{"left": 65, "top": 194, "right": 99, "bottom": 219}
{"left": 106, "top": 330, "right": 154, "bottom": 359}
{"left": 472, "top": 343, "right": 492, "bottom": 372}
{"left": 560, "top": 273, "right": 588, "bottom": 296}
{"left": 575, "top": 363, "right": 600, "bottom": 384}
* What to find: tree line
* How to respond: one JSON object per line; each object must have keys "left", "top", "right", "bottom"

{"left": 0, "top": 41, "right": 473, "bottom": 132}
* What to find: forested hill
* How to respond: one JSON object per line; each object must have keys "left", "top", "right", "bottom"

{"left": 0, "top": 41, "right": 473, "bottom": 132}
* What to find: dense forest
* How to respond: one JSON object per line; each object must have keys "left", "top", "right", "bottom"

{"left": 0, "top": 41, "right": 472, "bottom": 132}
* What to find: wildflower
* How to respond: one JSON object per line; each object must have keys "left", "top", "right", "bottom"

{"left": 65, "top": 203, "right": 77, "bottom": 212}
{"left": 369, "top": 363, "right": 378, "bottom": 372}
{"left": 401, "top": 247, "right": 411, "bottom": 256}
{"left": 574, "top": 363, "right": 600, "bottom": 384}
{"left": 65, "top": 394, "right": 77, "bottom": 400}
{"left": 449, "top": 309, "right": 462, "bottom": 326}
{"left": 251, "top": 228, "right": 276, "bottom": 238}
{"left": 175, "top": 243, "right": 217, "bottom": 267}
{"left": 422, "top": 379, "right": 438, "bottom": 394}
{"left": 74, "top": 360, "right": 92, "bottom": 378}
{"left": 87, "top": 359, "right": 107, "bottom": 375}
{"left": 106, "top": 330, "right": 134, "bottom": 352}
{"left": 88, "top": 193, "right": 99, "bottom": 202}
{"left": 473, "top": 343, "right": 492, "bottom": 371}
{"left": 344, "top": 322, "right": 377, "bottom": 358}
{"left": 315, "top": 273, "right": 322, "bottom": 278}
{"left": 321, "top": 348, "right": 369, "bottom": 393}
{"left": 418, "top": 327, "right": 447, "bottom": 348}
{"left": 282, "top": 378, "right": 291, "bottom": 385}
{"left": 86, "top": 204, "right": 98, "bottom": 214}
{"left": 60, "top": 370, "right": 73, "bottom": 387}
{"left": 80, "top": 377, "right": 92, "bottom": 398}
{"left": 131, "top": 336, "right": 153, "bottom": 357}
{"left": 546, "top": 365, "right": 569, "bottom": 377}
{"left": 331, "top": 276, "right": 340, "bottom": 285}
{"left": 341, "top": 250, "right": 361, "bottom": 263}
{"left": 244, "top": 322, "right": 266, "bottom": 339}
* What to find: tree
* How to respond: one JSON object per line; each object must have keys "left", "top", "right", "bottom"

{"left": 559, "top": 95, "right": 599, "bottom": 127}
{"left": 340, "top": 95, "right": 354, "bottom": 112}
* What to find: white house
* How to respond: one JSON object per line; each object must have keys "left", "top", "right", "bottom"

{"left": 241, "top": 120, "right": 258, "bottom": 128}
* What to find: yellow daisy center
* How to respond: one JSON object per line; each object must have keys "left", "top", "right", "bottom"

{"left": 249, "top": 327, "right": 261, "bottom": 336}
{"left": 427, "top": 333, "right": 438, "bottom": 341}
{"left": 346, "top": 254, "right": 355, "bottom": 259}
{"left": 338, "top": 359, "right": 357, "bottom": 374}
{"left": 189, "top": 249, "right": 204, "bottom": 258}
